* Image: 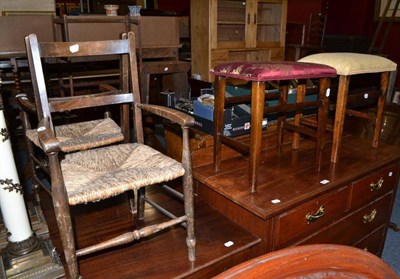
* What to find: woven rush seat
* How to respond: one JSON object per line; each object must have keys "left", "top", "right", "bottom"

{"left": 299, "top": 53, "right": 397, "bottom": 163}
{"left": 210, "top": 61, "right": 336, "bottom": 192}
{"left": 62, "top": 143, "right": 184, "bottom": 205}
{"left": 26, "top": 118, "right": 124, "bottom": 153}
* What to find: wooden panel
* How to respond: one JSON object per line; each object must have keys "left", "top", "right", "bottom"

{"left": 190, "top": 0, "right": 212, "bottom": 81}
{"left": 270, "top": 47, "right": 284, "bottom": 60}
{"left": 0, "top": 0, "right": 55, "bottom": 14}
{"left": 0, "top": 15, "right": 54, "bottom": 54}
{"left": 67, "top": 21, "right": 127, "bottom": 42}
{"left": 351, "top": 164, "right": 399, "bottom": 209}
{"left": 140, "top": 16, "right": 179, "bottom": 47}
{"left": 274, "top": 186, "right": 349, "bottom": 247}
{"left": 353, "top": 226, "right": 386, "bottom": 255}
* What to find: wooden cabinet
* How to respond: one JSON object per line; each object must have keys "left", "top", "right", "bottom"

{"left": 190, "top": 129, "right": 400, "bottom": 258}
{"left": 191, "top": 0, "right": 287, "bottom": 82}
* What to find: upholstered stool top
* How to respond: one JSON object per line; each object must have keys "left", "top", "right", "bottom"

{"left": 209, "top": 61, "right": 337, "bottom": 81}
{"left": 298, "top": 53, "right": 397, "bottom": 76}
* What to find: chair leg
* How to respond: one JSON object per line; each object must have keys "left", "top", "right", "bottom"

{"left": 137, "top": 187, "right": 145, "bottom": 221}
{"left": 48, "top": 154, "right": 79, "bottom": 279}
{"left": 127, "top": 190, "right": 136, "bottom": 215}
{"left": 182, "top": 127, "right": 196, "bottom": 261}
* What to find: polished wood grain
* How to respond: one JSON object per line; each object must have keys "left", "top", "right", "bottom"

{"left": 214, "top": 244, "right": 398, "bottom": 278}
{"left": 193, "top": 127, "right": 400, "bottom": 254}
{"left": 40, "top": 187, "right": 261, "bottom": 278}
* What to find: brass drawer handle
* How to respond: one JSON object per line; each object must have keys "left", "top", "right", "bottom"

{"left": 306, "top": 205, "right": 325, "bottom": 224}
{"left": 370, "top": 178, "right": 384, "bottom": 191}
{"left": 363, "top": 209, "right": 377, "bottom": 223}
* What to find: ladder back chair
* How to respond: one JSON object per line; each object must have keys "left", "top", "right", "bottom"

{"left": 24, "top": 32, "right": 196, "bottom": 278}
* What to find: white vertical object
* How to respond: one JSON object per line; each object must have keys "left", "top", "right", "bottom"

{"left": 0, "top": 109, "right": 33, "bottom": 242}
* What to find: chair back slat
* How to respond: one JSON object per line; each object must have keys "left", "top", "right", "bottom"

{"left": 25, "top": 31, "right": 144, "bottom": 143}
{"left": 39, "top": 40, "right": 130, "bottom": 58}
{"left": 49, "top": 93, "right": 134, "bottom": 113}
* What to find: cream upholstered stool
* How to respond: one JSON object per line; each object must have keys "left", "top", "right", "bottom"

{"left": 298, "top": 53, "right": 397, "bottom": 163}
{"left": 210, "top": 62, "right": 336, "bottom": 192}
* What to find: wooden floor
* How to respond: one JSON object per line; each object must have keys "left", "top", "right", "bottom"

{"left": 40, "top": 105, "right": 400, "bottom": 278}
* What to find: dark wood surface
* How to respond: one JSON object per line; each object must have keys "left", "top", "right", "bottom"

{"left": 194, "top": 133, "right": 400, "bottom": 220}
{"left": 41, "top": 187, "right": 261, "bottom": 278}
{"left": 39, "top": 105, "right": 400, "bottom": 277}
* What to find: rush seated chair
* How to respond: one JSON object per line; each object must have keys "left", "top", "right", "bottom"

{"left": 23, "top": 32, "right": 196, "bottom": 278}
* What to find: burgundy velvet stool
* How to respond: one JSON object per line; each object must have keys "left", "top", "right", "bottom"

{"left": 210, "top": 61, "right": 337, "bottom": 192}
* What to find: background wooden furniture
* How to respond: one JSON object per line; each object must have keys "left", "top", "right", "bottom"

{"left": 190, "top": 0, "right": 287, "bottom": 82}
{"left": 139, "top": 16, "right": 191, "bottom": 103}
{"left": 285, "top": 13, "right": 327, "bottom": 61}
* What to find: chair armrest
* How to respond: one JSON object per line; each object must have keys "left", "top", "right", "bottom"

{"left": 138, "top": 104, "right": 194, "bottom": 127}
{"left": 37, "top": 117, "right": 61, "bottom": 153}
{"left": 15, "top": 94, "right": 36, "bottom": 113}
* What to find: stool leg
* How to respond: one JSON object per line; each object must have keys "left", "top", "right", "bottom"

{"left": 292, "top": 81, "right": 306, "bottom": 150}
{"left": 249, "top": 81, "right": 265, "bottom": 193}
{"left": 316, "top": 77, "right": 331, "bottom": 169}
{"left": 373, "top": 71, "right": 389, "bottom": 148}
{"left": 331, "top": 75, "right": 350, "bottom": 164}
{"left": 277, "top": 83, "right": 289, "bottom": 152}
{"left": 213, "top": 77, "right": 226, "bottom": 172}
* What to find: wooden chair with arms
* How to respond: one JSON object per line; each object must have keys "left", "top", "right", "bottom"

{"left": 23, "top": 31, "right": 196, "bottom": 278}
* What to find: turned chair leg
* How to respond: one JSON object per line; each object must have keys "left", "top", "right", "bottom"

{"left": 137, "top": 188, "right": 146, "bottom": 221}
{"left": 49, "top": 154, "right": 79, "bottom": 278}
{"left": 182, "top": 127, "right": 196, "bottom": 261}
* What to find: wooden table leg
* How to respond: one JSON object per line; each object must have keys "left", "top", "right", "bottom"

{"left": 249, "top": 81, "right": 265, "bottom": 193}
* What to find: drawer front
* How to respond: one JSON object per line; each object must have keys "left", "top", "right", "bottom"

{"left": 274, "top": 186, "right": 349, "bottom": 247}
{"left": 351, "top": 164, "right": 399, "bottom": 209}
{"left": 353, "top": 226, "right": 386, "bottom": 256}
{"left": 291, "top": 193, "right": 393, "bottom": 248}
